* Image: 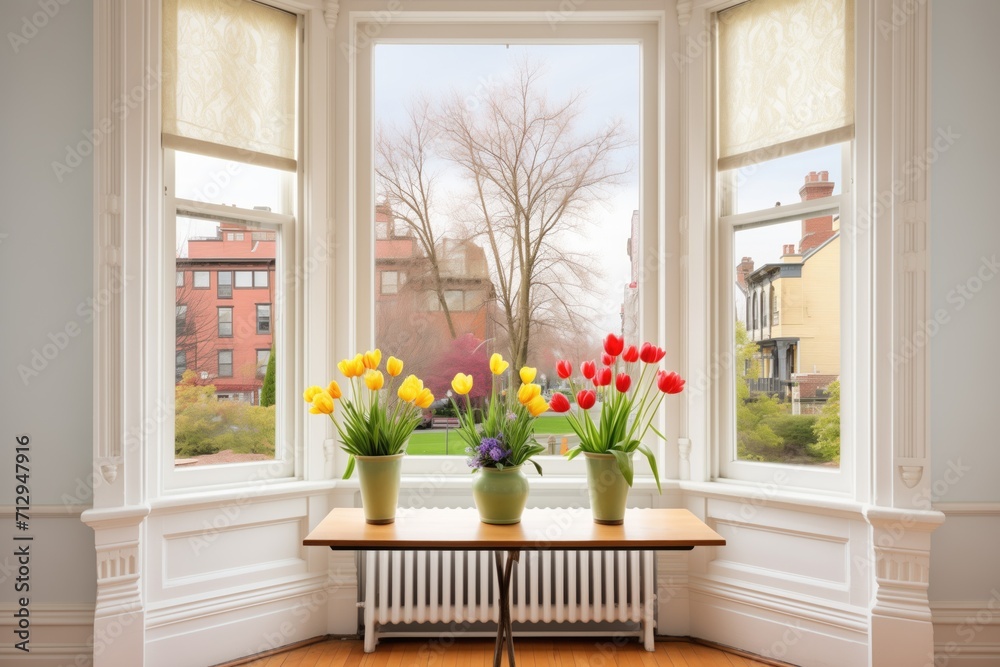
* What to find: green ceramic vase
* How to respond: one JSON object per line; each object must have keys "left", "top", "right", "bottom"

{"left": 355, "top": 453, "right": 404, "bottom": 524}
{"left": 584, "top": 452, "right": 629, "bottom": 525}
{"left": 472, "top": 465, "right": 530, "bottom": 525}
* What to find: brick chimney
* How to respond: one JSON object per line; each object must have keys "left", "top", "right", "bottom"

{"left": 736, "top": 256, "right": 755, "bottom": 290}
{"left": 798, "top": 170, "right": 836, "bottom": 254}
{"left": 781, "top": 244, "right": 800, "bottom": 262}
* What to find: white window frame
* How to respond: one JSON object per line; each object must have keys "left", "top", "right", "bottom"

{"left": 688, "top": 0, "right": 867, "bottom": 496}
{"left": 163, "top": 146, "right": 297, "bottom": 490}
{"left": 338, "top": 11, "right": 675, "bottom": 479}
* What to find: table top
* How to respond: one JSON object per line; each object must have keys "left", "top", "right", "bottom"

{"left": 303, "top": 507, "right": 725, "bottom": 551}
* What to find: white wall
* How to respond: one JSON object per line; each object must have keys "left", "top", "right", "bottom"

{"left": 929, "top": 1, "right": 1000, "bottom": 663}
{"left": 0, "top": 0, "right": 97, "bottom": 662}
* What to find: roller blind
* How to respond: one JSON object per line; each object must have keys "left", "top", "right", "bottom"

{"left": 717, "top": 0, "right": 854, "bottom": 170}
{"left": 162, "top": 0, "right": 297, "bottom": 171}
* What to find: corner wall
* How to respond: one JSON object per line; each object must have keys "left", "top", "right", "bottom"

{"left": 930, "top": 1, "right": 1000, "bottom": 664}
{"left": 0, "top": 1, "right": 97, "bottom": 664}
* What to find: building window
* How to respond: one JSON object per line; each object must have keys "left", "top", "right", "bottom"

{"left": 252, "top": 231, "right": 275, "bottom": 241}
{"left": 218, "top": 271, "right": 232, "bottom": 298}
{"left": 256, "top": 304, "right": 271, "bottom": 334}
{"left": 381, "top": 270, "right": 399, "bottom": 295}
{"left": 218, "top": 306, "right": 233, "bottom": 337}
{"left": 176, "top": 350, "right": 186, "bottom": 381}
{"left": 254, "top": 270, "right": 268, "bottom": 288}
{"left": 257, "top": 348, "right": 270, "bottom": 377}
{"left": 175, "top": 304, "right": 188, "bottom": 336}
{"left": 234, "top": 270, "right": 253, "bottom": 288}
{"left": 226, "top": 231, "right": 245, "bottom": 241}
{"left": 193, "top": 271, "right": 210, "bottom": 289}
{"left": 217, "top": 350, "right": 233, "bottom": 377}
{"left": 718, "top": 0, "right": 851, "bottom": 483}
{"left": 176, "top": 271, "right": 184, "bottom": 287}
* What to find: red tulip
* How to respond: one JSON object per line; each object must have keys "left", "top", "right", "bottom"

{"left": 556, "top": 359, "right": 573, "bottom": 379}
{"left": 581, "top": 360, "right": 597, "bottom": 379}
{"left": 595, "top": 367, "right": 612, "bottom": 387}
{"left": 622, "top": 345, "right": 639, "bottom": 363}
{"left": 603, "top": 333, "right": 625, "bottom": 357}
{"left": 615, "top": 372, "right": 631, "bottom": 393}
{"left": 656, "top": 370, "right": 685, "bottom": 394}
{"left": 601, "top": 353, "right": 614, "bottom": 367}
{"left": 639, "top": 342, "right": 666, "bottom": 364}
{"left": 576, "top": 390, "right": 596, "bottom": 410}
{"left": 549, "top": 392, "right": 571, "bottom": 413}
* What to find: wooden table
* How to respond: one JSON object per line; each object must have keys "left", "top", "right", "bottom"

{"left": 304, "top": 508, "right": 725, "bottom": 667}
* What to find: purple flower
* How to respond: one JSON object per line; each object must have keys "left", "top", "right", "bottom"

{"left": 479, "top": 437, "right": 500, "bottom": 456}
{"left": 490, "top": 446, "right": 507, "bottom": 462}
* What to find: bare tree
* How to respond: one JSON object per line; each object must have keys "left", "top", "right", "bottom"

{"left": 375, "top": 99, "right": 459, "bottom": 339}
{"left": 439, "top": 62, "right": 632, "bottom": 371}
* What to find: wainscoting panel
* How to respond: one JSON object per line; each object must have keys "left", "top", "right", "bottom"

{"left": 681, "top": 493, "right": 872, "bottom": 667}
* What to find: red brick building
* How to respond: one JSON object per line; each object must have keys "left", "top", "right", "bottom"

{"left": 176, "top": 225, "right": 276, "bottom": 403}
{"left": 375, "top": 204, "right": 497, "bottom": 348}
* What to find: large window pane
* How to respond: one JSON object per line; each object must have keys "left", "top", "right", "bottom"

{"left": 373, "top": 44, "right": 639, "bottom": 455}
{"left": 734, "top": 212, "right": 841, "bottom": 466}
{"left": 175, "top": 215, "right": 277, "bottom": 464}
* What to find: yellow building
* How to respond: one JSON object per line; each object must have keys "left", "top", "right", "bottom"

{"left": 739, "top": 171, "right": 841, "bottom": 409}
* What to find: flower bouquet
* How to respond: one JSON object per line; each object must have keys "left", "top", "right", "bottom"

{"left": 550, "top": 333, "right": 685, "bottom": 524}
{"left": 450, "top": 353, "right": 549, "bottom": 524}
{"left": 304, "top": 349, "right": 433, "bottom": 523}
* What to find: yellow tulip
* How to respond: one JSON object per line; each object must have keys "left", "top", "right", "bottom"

{"left": 326, "top": 381, "right": 342, "bottom": 400}
{"left": 489, "top": 353, "right": 509, "bottom": 376}
{"left": 363, "top": 348, "right": 382, "bottom": 370}
{"left": 398, "top": 375, "right": 422, "bottom": 402}
{"left": 364, "top": 370, "right": 385, "bottom": 391}
{"left": 517, "top": 382, "right": 541, "bottom": 405}
{"left": 415, "top": 388, "right": 434, "bottom": 409}
{"left": 519, "top": 366, "right": 537, "bottom": 384}
{"left": 310, "top": 391, "right": 335, "bottom": 415}
{"left": 386, "top": 356, "right": 404, "bottom": 377}
{"left": 526, "top": 395, "right": 549, "bottom": 417}
{"left": 451, "top": 373, "right": 474, "bottom": 396}
{"left": 338, "top": 354, "right": 365, "bottom": 378}
{"left": 303, "top": 385, "right": 323, "bottom": 403}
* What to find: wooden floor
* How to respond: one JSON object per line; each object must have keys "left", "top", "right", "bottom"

{"left": 232, "top": 637, "right": 790, "bottom": 667}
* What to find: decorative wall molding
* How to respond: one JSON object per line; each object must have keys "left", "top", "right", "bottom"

{"left": 933, "top": 502, "right": 1000, "bottom": 516}
{"left": 676, "top": 0, "right": 692, "bottom": 27}
{"left": 0, "top": 504, "right": 89, "bottom": 518}
{"left": 677, "top": 438, "right": 692, "bottom": 481}
{"left": 94, "top": 0, "right": 125, "bottom": 480}
{"left": 324, "top": 0, "right": 340, "bottom": 29}
{"left": 888, "top": 0, "right": 931, "bottom": 501}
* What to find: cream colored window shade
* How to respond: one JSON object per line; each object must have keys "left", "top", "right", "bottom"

{"left": 717, "top": 0, "right": 854, "bottom": 170}
{"left": 162, "top": 0, "right": 297, "bottom": 171}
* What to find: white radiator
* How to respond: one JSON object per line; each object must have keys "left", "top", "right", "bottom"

{"left": 359, "top": 549, "right": 656, "bottom": 651}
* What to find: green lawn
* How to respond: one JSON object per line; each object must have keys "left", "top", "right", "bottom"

{"left": 406, "top": 415, "right": 576, "bottom": 455}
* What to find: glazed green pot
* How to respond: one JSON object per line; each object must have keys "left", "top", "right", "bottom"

{"left": 584, "top": 452, "right": 630, "bottom": 525}
{"left": 472, "top": 465, "right": 530, "bottom": 525}
{"left": 355, "top": 453, "right": 404, "bottom": 524}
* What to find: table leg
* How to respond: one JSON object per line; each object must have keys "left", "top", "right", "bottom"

{"left": 492, "top": 549, "right": 520, "bottom": 667}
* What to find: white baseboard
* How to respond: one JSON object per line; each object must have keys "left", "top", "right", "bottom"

{"left": 933, "top": 599, "right": 1000, "bottom": 666}
{"left": 0, "top": 604, "right": 93, "bottom": 667}
{"left": 688, "top": 578, "right": 868, "bottom": 667}
{"left": 144, "top": 576, "right": 335, "bottom": 667}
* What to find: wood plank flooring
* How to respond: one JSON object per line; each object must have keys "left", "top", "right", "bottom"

{"left": 229, "top": 637, "right": 792, "bottom": 667}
